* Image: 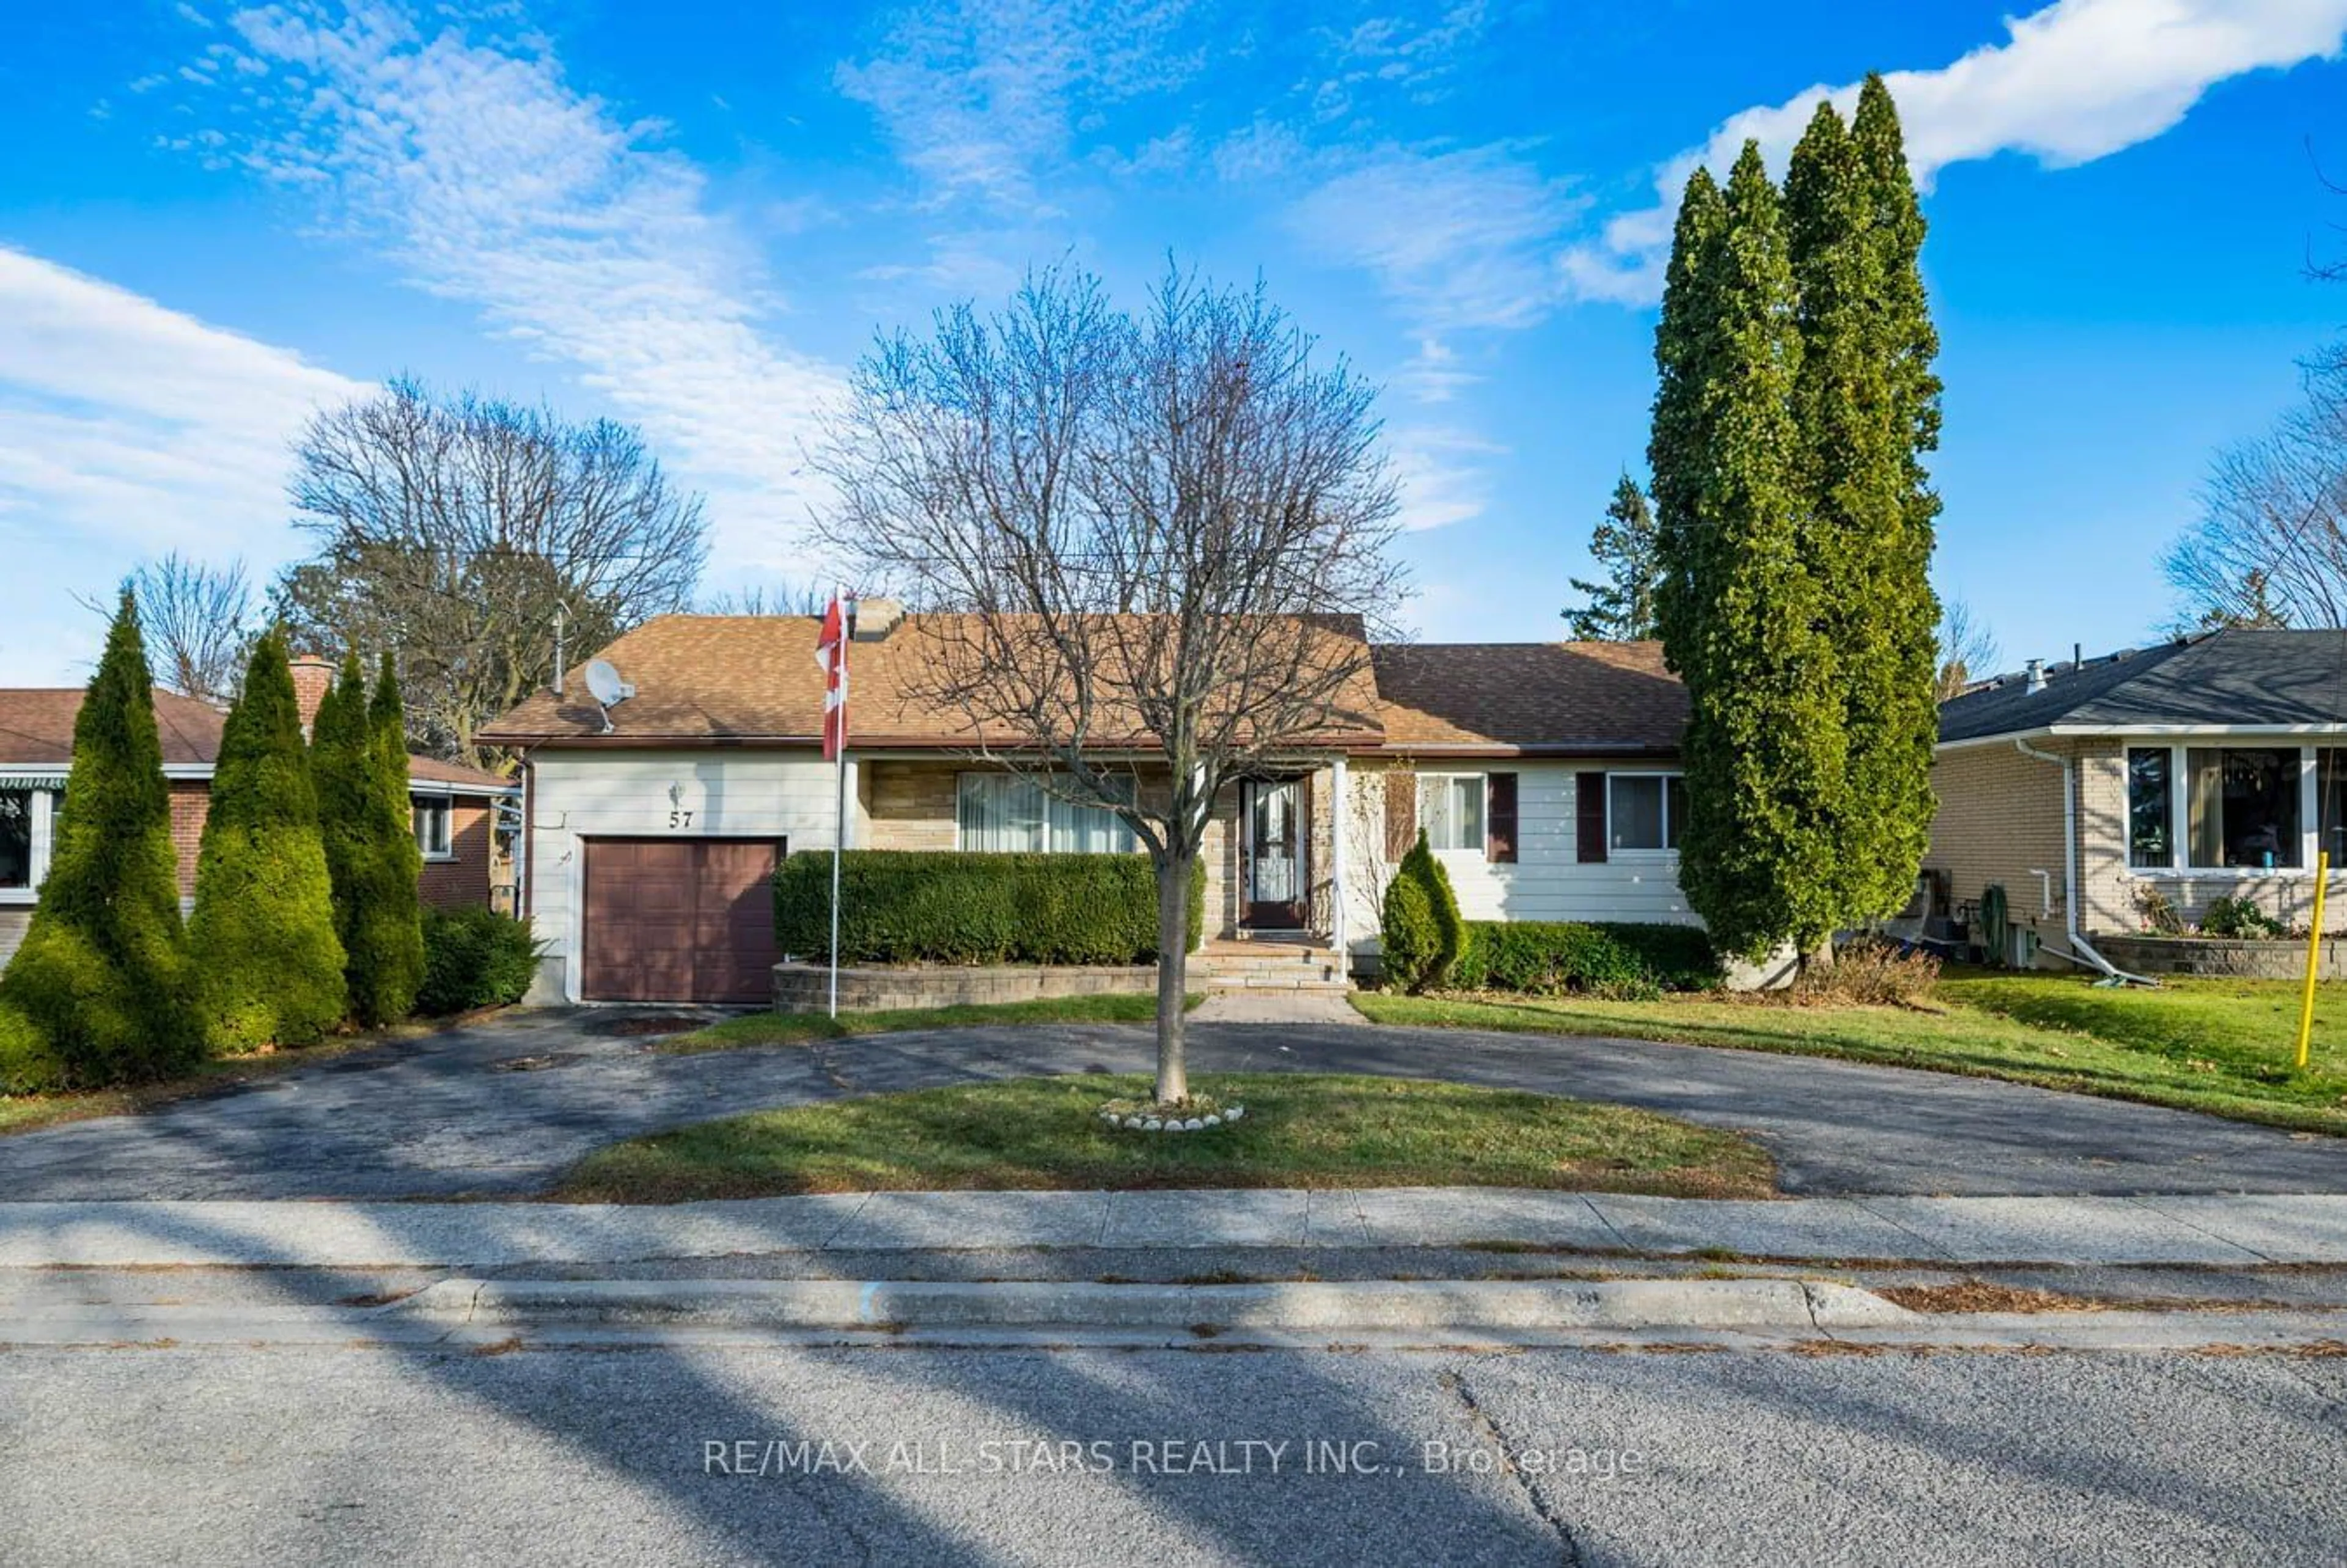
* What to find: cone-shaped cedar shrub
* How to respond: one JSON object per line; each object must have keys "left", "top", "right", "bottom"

{"left": 0, "top": 591, "right": 200, "bottom": 1089}
{"left": 1381, "top": 829, "right": 1465, "bottom": 994}
{"left": 367, "top": 652, "right": 427, "bottom": 1015}
{"left": 312, "top": 653, "right": 425, "bottom": 1025}
{"left": 189, "top": 632, "right": 347, "bottom": 1050}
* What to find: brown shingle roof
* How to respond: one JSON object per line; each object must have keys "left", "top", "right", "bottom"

{"left": 0, "top": 687, "right": 226, "bottom": 767}
{"left": 478, "top": 614, "right": 1391, "bottom": 749}
{"left": 1371, "top": 641, "right": 1686, "bottom": 753}
{"left": 0, "top": 686, "right": 512, "bottom": 794}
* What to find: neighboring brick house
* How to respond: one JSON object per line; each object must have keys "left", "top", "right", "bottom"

{"left": 480, "top": 612, "right": 1697, "bottom": 1005}
{"left": 0, "top": 668, "right": 517, "bottom": 964}
{"left": 1930, "top": 629, "right": 2347, "bottom": 969}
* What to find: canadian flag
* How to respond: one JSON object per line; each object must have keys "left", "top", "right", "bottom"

{"left": 814, "top": 591, "right": 848, "bottom": 761}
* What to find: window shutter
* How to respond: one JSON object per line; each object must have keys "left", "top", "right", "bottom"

{"left": 1384, "top": 768, "right": 1417, "bottom": 860}
{"left": 1576, "top": 772, "right": 1608, "bottom": 863}
{"left": 1486, "top": 772, "right": 1518, "bottom": 863}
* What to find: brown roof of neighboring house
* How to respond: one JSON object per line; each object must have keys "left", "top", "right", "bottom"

{"left": 1370, "top": 641, "right": 1687, "bottom": 754}
{"left": 0, "top": 686, "right": 512, "bottom": 794}
{"left": 476, "top": 617, "right": 1690, "bottom": 757}
{"left": 0, "top": 687, "right": 227, "bottom": 767}
{"left": 478, "top": 614, "right": 1391, "bottom": 749}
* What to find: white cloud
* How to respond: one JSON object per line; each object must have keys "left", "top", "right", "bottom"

{"left": 0, "top": 247, "right": 365, "bottom": 680}
{"left": 203, "top": 1, "right": 842, "bottom": 573}
{"left": 1562, "top": 0, "right": 2347, "bottom": 305}
{"left": 1388, "top": 425, "right": 1504, "bottom": 532}
{"left": 1311, "top": 2, "right": 1493, "bottom": 121}
{"left": 837, "top": 0, "right": 1198, "bottom": 214}
{"left": 1289, "top": 142, "right": 1584, "bottom": 335}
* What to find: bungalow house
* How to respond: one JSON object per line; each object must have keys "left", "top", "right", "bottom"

{"left": 1928, "top": 629, "right": 2347, "bottom": 968}
{"left": 0, "top": 659, "right": 518, "bottom": 964}
{"left": 479, "top": 611, "right": 1696, "bottom": 1005}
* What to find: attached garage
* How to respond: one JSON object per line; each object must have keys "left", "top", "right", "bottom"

{"left": 580, "top": 838, "right": 784, "bottom": 1003}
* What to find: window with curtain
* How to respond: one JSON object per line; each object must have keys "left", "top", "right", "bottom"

{"left": 1607, "top": 774, "right": 1686, "bottom": 852}
{"left": 956, "top": 774, "right": 1137, "bottom": 854}
{"left": 2126, "top": 747, "right": 2172, "bottom": 868}
{"left": 411, "top": 797, "right": 452, "bottom": 859}
{"left": 1417, "top": 774, "right": 1485, "bottom": 851}
{"left": 0, "top": 788, "right": 28, "bottom": 890}
{"left": 2185, "top": 747, "right": 2301, "bottom": 869}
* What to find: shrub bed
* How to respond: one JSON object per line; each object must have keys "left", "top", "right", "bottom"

{"left": 417, "top": 907, "right": 542, "bottom": 1015}
{"left": 774, "top": 851, "right": 1204, "bottom": 966}
{"left": 1445, "top": 920, "right": 1720, "bottom": 997}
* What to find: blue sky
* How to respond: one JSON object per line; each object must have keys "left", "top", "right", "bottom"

{"left": 3, "top": 0, "right": 2346, "bottom": 684}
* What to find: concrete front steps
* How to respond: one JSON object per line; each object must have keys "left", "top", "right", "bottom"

{"left": 1193, "top": 939, "right": 1353, "bottom": 993}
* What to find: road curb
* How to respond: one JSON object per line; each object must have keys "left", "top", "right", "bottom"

{"left": 389, "top": 1276, "right": 1912, "bottom": 1332}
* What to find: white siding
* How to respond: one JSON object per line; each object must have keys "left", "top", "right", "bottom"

{"left": 1339, "top": 760, "right": 1695, "bottom": 962}
{"left": 523, "top": 749, "right": 851, "bottom": 1003}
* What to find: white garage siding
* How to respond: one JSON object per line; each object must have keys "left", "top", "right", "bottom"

{"left": 521, "top": 749, "right": 853, "bottom": 1003}
{"left": 1339, "top": 760, "right": 1696, "bottom": 964}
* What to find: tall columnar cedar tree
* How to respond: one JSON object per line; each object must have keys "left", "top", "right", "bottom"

{"left": 0, "top": 591, "right": 200, "bottom": 1088}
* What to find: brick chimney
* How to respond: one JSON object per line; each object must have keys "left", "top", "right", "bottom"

{"left": 288, "top": 655, "right": 337, "bottom": 736}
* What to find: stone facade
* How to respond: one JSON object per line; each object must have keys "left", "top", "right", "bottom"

{"left": 773, "top": 959, "right": 1155, "bottom": 1013}
{"left": 2095, "top": 932, "right": 2347, "bottom": 980}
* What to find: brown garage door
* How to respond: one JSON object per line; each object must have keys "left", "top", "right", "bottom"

{"left": 581, "top": 838, "right": 783, "bottom": 1003}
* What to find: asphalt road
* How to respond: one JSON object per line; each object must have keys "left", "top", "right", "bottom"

{"left": 3, "top": 1340, "right": 2341, "bottom": 1565}
{"left": 4, "top": 1008, "right": 2346, "bottom": 1198}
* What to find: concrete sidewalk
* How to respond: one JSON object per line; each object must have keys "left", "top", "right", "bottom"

{"left": 7, "top": 1187, "right": 2347, "bottom": 1269}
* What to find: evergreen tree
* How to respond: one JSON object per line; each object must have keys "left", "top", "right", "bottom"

{"left": 0, "top": 592, "right": 200, "bottom": 1088}
{"left": 312, "top": 653, "right": 424, "bottom": 1025}
{"left": 1653, "top": 142, "right": 1846, "bottom": 961}
{"left": 1793, "top": 79, "right": 1944, "bottom": 934}
{"left": 367, "top": 652, "right": 427, "bottom": 1016}
{"left": 1562, "top": 475, "right": 1664, "bottom": 640}
{"left": 189, "top": 631, "right": 347, "bottom": 1050}
{"left": 1650, "top": 166, "right": 1727, "bottom": 662}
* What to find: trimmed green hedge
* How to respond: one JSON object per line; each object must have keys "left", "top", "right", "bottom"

{"left": 775, "top": 851, "right": 1205, "bottom": 965}
{"left": 417, "top": 907, "right": 542, "bottom": 1015}
{"left": 1445, "top": 920, "right": 1720, "bottom": 997}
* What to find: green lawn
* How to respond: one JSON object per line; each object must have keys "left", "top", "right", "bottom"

{"left": 1352, "top": 969, "right": 2347, "bottom": 1135}
{"left": 552, "top": 1072, "right": 1776, "bottom": 1203}
{"left": 658, "top": 992, "right": 1194, "bottom": 1054}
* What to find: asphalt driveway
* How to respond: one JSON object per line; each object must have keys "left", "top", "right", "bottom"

{"left": 2, "top": 1008, "right": 2345, "bottom": 1200}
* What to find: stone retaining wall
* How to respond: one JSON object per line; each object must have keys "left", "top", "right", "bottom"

{"left": 2093, "top": 932, "right": 2347, "bottom": 980}
{"left": 773, "top": 960, "right": 1157, "bottom": 1013}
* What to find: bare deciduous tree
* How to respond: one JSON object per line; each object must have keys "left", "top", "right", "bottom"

{"left": 126, "top": 553, "right": 257, "bottom": 705}
{"left": 271, "top": 378, "right": 708, "bottom": 766}
{"left": 1934, "top": 597, "right": 1999, "bottom": 700}
{"left": 2162, "top": 346, "right": 2347, "bottom": 632}
{"left": 814, "top": 264, "right": 1407, "bottom": 1102}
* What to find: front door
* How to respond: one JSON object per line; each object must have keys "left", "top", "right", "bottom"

{"left": 1241, "top": 777, "right": 1310, "bottom": 929}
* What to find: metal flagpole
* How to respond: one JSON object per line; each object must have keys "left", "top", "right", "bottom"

{"left": 828, "top": 592, "right": 853, "bottom": 1019}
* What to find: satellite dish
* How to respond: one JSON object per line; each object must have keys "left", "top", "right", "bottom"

{"left": 582, "top": 659, "right": 634, "bottom": 734}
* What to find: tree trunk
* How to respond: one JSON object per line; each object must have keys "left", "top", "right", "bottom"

{"left": 1802, "top": 935, "right": 1837, "bottom": 975}
{"left": 1155, "top": 851, "right": 1191, "bottom": 1104}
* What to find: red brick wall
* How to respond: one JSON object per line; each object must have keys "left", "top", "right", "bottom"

{"left": 162, "top": 779, "right": 499, "bottom": 909}
{"left": 419, "top": 799, "right": 496, "bottom": 909}
{"left": 168, "top": 779, "right": 208, "bottom": 895}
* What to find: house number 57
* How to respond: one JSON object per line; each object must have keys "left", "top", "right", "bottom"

{"left": 669, "top": 808, "right": 694, "bottom": 829}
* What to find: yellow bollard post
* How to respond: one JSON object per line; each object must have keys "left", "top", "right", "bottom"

{"left": 2297, "top": 849, "right": 2332, "bottom": 1072}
